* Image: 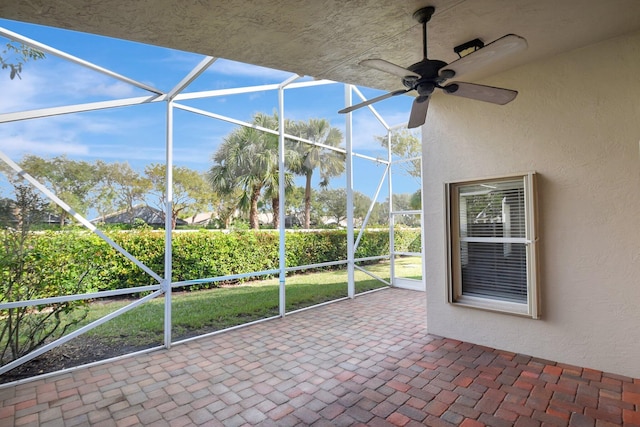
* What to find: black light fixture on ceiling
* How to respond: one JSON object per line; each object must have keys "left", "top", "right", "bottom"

{"left": 454, "top": 38, "right": 485, "bottom": 58}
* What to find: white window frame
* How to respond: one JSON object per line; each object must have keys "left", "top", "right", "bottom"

{"left": 445, "top": 172, "right": 540, "bottom": 318}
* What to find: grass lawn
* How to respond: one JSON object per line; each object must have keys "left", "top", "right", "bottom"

{"left": 76, "top": 259, "right": 421, "bottom": 346}
{"left": 391, "top": 255, "right": 422, "bottom": 280}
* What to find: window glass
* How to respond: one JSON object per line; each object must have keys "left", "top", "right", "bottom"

{"left": 447, "top": 173, "right": 538, "bottom": 317}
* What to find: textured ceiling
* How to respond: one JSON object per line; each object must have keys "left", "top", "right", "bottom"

{"left": 1, "top": 0, "right": 640, "bottom": 92}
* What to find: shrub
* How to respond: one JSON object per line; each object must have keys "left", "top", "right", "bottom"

{"left": 0, "top": 185, "right": 90, "bottom": 365}
{"left": 7, "top": 228, "right": 420, "bottom": 294}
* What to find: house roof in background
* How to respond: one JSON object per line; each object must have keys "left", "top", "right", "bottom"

{"left": 91, "top": 204, "right": 187, "bottom": 226}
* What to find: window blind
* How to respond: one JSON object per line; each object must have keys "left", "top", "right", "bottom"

{"left": 458, "top": 179, "right": 528, "bottom": 304}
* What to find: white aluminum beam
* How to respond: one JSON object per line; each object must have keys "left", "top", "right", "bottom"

{"left": 345, "top": 85, "right": 355, "bottom": 299}
{"left": 278, "top": 74, "right": 302, "bottom": 317}
{"left": 167, "top": 56, "right": 218, "bottom": 100}
{"left": 387, "top": 130, "right": 396, "bottom": 284}
{"left": 285, "top": 259, "right": 347, "bottom": 272}
{"left": 352, "top": 152, "right": 389, "bottom": 164}
{"left": 0, "top": 289, "right": 163, "bottom": 376}
{"left": 419, "top": 155, "right": 427, "bottom": 290}
{"left": 391, "top": 209, "right": 422, "bottom": 215}
{"left": 172, "top": 103, "right": 347, "bottom": 155}
{"left": 394, "top": 251, "right": 422, "bottom": 257}
{"left": 171, "top": 268, "right": 280, "bottom": 288}
{"left": 391, "top": 156, "right": 422, "bottom": 165}
{"left": 174, "top": 79, "right": 335, "bottom": 101}
{"left": 0, "top": 285, "right": 161, "bottom": 310}
{"left": 355, "top": 255, "right": 390, "bottom": 263}
{"left": 0, "top": 95, "right": 165, "bottom": 124}
{"left": 355, "top": 264, "right": 392, "bottom": 287}
{"left": 0, "top": 27, "right": 163, "bottom": 95}
{"left": 352, "top": 86, "right": 390, "bottom": 130}
{"left": 355, "top": 163, "right": 390, "bottom": 251}
{"left": 163, "top": 101, "right": 174, "bottom": 348}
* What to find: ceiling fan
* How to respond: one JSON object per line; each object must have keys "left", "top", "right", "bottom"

{"left": 338, "top": 6, "right": 527, "bottom": 128}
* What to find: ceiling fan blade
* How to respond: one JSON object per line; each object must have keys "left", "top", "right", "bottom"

{"left": 339, "top": 89, "right": 410, "bottom": 114}
{"left": 408, "top": 95, "right": 430, "bottom": 128}
{"left": 443, "top": 82, "right": 518, "bottom": 105}
{"left": 360, "top": 59, "right": 421, "bottom": 79}
{"left": 439, "top": 34, "right": 527, "bottom": 79}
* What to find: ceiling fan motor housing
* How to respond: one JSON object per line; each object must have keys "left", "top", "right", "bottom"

{"left": 402, "top": 59, "right": 448, "bottom": 90}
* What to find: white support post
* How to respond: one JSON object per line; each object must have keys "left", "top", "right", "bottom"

{"left": 345, "top": 85, "right": 355, "bottom": 298}
{"left": 278, "top": 74, "right": 301, "bottom": 317}
{"left": 163, "top": 100, "right": 174, "bottom": 348}
{"left": 419, "top": 155, "right": 427, "bottom": 289}
{"left": 388, "top": 130, "right": 396, "bottom": 286}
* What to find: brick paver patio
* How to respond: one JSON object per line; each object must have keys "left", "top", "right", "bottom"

{"left": 1, "top": 288, "right": 639, "bottom": 426}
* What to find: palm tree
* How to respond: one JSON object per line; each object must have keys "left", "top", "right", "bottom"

{"left": 288, "top": 118, "right": 345, "bottom": 229}
{"left": 262, "top": 164, "right": 295, "bottom": 229}
{"left": 252, "top": 112, "right": 296, "bottom": 229}
{"left": 208, "top": 112, "right": 295, "bottom": 229}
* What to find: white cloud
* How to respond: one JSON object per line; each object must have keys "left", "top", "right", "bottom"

{"left": 0, "top": 69, "right": 45, "bottom": 112}
{"left": 84, "top": 142, "right": 213, "bottom": 171}
{"left": 157, "top": 50, "right": 204, "bottom": 68}
{"left": 52, "top": 65, "right": 140, "bottom": 100}
{"left": 351, "top": 113, "right": 393, "bottom": 152}
{"left": 56, "top": 113, "right": 134, "bottom": 136}
{"left": 0, "top": 132, "right": 89, "bottom": 158}
{"left": 0, "top": 61, "right": 142, "bottom": 116}
{"left": 346, "top": 93, "right": 414, "bottom": 152}
{"left": 0, "top": 108, "right": 142, "bottom": 162}
{"left": 87, "top": 143, "right": 166, "bottom": 163}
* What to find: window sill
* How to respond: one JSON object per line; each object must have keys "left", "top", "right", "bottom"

{"left": 452, "top": 295, "right": 535, "bottom": 318}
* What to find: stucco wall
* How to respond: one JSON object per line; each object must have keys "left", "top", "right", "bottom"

{"left": 422, "top": 30, "right": 640, "bottom": 378}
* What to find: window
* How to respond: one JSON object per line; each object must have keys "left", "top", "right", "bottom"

{"left": 446, "top": 173, "right": 539, "bottom": 318}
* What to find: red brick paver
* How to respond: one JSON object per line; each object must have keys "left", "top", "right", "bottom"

{"left": 1, "top": 288, "right": 639, "bottom": 426}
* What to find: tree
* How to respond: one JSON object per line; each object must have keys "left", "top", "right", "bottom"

{"left": 316, "top": 188, "right": 371, "bottom": 227}
{"left": 0, "top": 197, "right": 13, "bottom": 228}
{"left": 253, "top": 113, "right": 295, "bottom": 229}
{"left": 369, "top": 201, "right": 389, "bottom": 227}
{"left": 213, "top": 190, "right": 242, "bottom": 229}
{"left": 376, "top": 129, "right": 422, "bottom": 178}
{"left": 20, "top": 155, "right": 102, "bottom": 227}
{"left": 284, "top": 185, "right": 307, "bottom": 226}
{"left": 209, "top": 112, "right": 295, "bottom": 229}
{"left": 410, "top": 189, "right": 422, "bottom": 210}
{"left": 93, "top": 162, "right": 151, "bottom": 223}
{"left": 1, "top": 42, "right": 45, "bottom": 80}
{"left": 145, "top": 164, "right": 213, "bottom": 229}
{"left": 288, "top": 118, "right": 345, "bottom": 229}
{"left": 209, "top": 122, "right": 270, "bottom": 230}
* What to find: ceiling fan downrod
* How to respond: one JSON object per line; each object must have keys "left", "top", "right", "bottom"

{"left": 413, "top": 6, "right": 435, "bottom": 59}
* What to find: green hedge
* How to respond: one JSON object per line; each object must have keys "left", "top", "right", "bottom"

{"left": 0, "top": 228, "right": 421, "bottom": 298}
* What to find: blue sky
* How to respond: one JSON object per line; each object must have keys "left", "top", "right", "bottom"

{"left": 0, "top": 18, "right": 421, "bottom": 207}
